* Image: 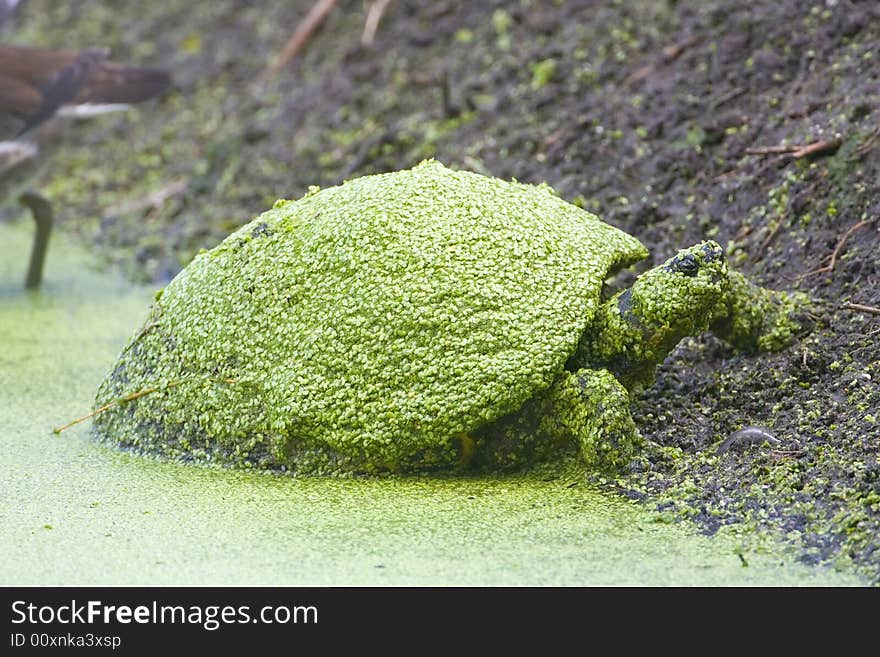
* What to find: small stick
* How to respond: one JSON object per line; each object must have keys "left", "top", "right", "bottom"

{"left": 733, "top": 224, "right": 752, "bottom": 241}
{"left": 713, "top": 168, "right": 738, "bottom": 182}
{"left": 624, "top": 36, "right": 700, "bottom": 86}
{"left": 708, "top": 86, "right": 746, "bottom": 111}
{"left": 753, "top": 221, "right": 781, "bottom": 261}
{"left": 663, "top": 36, "right": 700, "bottom": 62}
{"left": 52, "top": 384, "right": 176, "bottom": 434}
{"left": 798, "top": 218, "right": 874, "bottom": 279}
{"left": 623, "top": 65, "right": 651, "bottom": 86}
{"left": 790, "top": 137, "right": 842, "bottom": 159}
{"left": 52, "top": 378, "right": 237, "bottom": 434}
{"left": 842, "top": 301, "right": 880, "bottom": 316}
{"left": 542, "top": 126, "right": 569, "bottom": 149}
{"left": 361, "top": 0, "right": 391, "bottom": 46}
{"left": 785, "top": 98, "right": 831, "bottom": 119}
{"left": 120, "top": 321, "right": 161, "bottom": 356}
{"left": 745, "top": 145, "right": 800, "bottom": 155}
{"left": 261, "top": 0, "right": 338, "bottom": 82}
{"left": 132, "top": 321, "right": 159, "bottom": 342}
{"left": 745, "top": 137, "right": 842, "bottom": 159}
{"left": 856, "top": 127, "right": 880, "bottom": 157}
{"left": 102, "top": 179, "right": 187, "bottom": 218}
{"left": 782, "top": 51, "right": 811, "bottom": 116}
{"left": 336, "top": 122, "right": 399, "bottom": 183}
{"left": 440, "top": 69, "right": 457, "bottom": 118}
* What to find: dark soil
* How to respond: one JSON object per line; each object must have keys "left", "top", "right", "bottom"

{"left": 5, "top": 1, "right": 879, "bottom": 582}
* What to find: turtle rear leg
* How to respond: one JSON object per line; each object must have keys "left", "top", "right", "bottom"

{"left": 19, "top": 190, "right": 53, "bottom": 290}
{"left": 710, "top": 270, "right": 811, "bottom": 352}
{"left": 474, "top": 368, "right": 642, "bottom": 472}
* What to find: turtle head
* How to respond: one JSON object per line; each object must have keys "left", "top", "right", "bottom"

{"left": 577, "top": 241, "right": 730, "bottom": 391}
{"left": 630, "top": 240, "right": 729, "bottom": 333}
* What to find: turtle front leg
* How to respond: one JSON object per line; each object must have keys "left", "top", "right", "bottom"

{"left": 710, "top": 270, "right": 811, "bottom": 352}
{"left": 538, "top": 368, "right": 642, "bottom": 472}
{"left": 19, "top": 190, "right": 53, "bottom": 290}
{"left": 474, "top": 368, "right": 642, "bottom": 472}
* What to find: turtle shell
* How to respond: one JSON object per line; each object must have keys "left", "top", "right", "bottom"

{"left": 94, "top": 160, "right": 647, "bottom": 472}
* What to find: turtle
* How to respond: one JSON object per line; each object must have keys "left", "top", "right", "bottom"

{"left": 93, "top": 159, "right": 807, "bottom": 474}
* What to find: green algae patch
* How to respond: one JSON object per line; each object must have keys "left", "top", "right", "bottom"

{"left": 0, "top": 221, "right": 863, "bottom": 585}
{"left": 94, "top": 160, "right": 647, "bottom": 474}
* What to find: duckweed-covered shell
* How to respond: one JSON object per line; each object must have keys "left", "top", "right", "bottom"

{"left": 94, "top": 160, "right": 647, "bottom": 473}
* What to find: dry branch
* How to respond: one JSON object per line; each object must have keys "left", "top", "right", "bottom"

{"left": 745, "top": 145, "right": 800, "bottom": 155}
{"left": 746, "top": 137, "right": 842, "bottom": 159}
{"left": 842, "top": 302, "right": 880, "bottom": 317}
{"left": 102, "top": 179, "right": 187, "bottom": 217}
{"left": 261, "top": 0, "right": 338, "bottom": 82}
{"left": 798, "top": 218, "right": 875, "bottom": 279}
{"left": 53, "top": 378, "right": 238, "bottom": 434}
{"left": 362, "top": 0, "right": 392, "bottom": 46}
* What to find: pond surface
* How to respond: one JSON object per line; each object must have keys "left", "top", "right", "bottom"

{"left": 0, "top": 221, "right": 860, "bottom": 585}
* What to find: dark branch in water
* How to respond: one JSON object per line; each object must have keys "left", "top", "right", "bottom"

{"left": 20, "top": 191, "right": 53, "bottom": 290}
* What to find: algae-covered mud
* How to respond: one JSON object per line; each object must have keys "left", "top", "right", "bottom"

{"left": 0, "top": 224, "right": 862, "bottom": 585}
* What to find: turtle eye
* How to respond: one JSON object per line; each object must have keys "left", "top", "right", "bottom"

{"left": 701, "top": 243, "right": 724, "bottom": 264}
{"left": 672, "top": 253, "right": 699, "bottom": 276}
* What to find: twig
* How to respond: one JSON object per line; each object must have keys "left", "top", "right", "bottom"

{"left": 745, "top": 145, "right": 799, "bottom": 155}
{"left": 782, "top": 51, "right": 811, "bottom": 117}
{"left": 53, "top": 383, "right": 177, "bottom": 434}
{"left": 625, "top": 35, "right": 700, "bottom": 85}
{"left": 746, "top": 137, "right": 842, "bottom": 159}
{"left": 102, "top": 179, "right": 187, "bottom": 218}
{"left": 542, "top": 126, "right": 569, "bottom": 149}
{"left": 733, "top": 224, "right": 753, "bottom": 241}
{"left": 753, "top": 221, "right": 781, "bottom": 261}
{"left": 623, "top": 65, "right": 652, "bottom": 86}
{"left": 713, "top": 168, "right": 739, "bottom": 183}
{"left": 842, "top": 301, "right": 880, "bottom": 316}
{"left": 52, "top": 378, "right": 238, "bottom": 434}
{"left": 663, "top": 36, "right": 700, "bottom": 62}
{"left": 856, "top": 126, "right": 880, "bottom": 157}
{"left": 798, "top": 218, "right": 875, "bottom": 279}
{"left": 708, "top": 86, "right": 746, "bottom": 111}
{"left": 133, "top": 321, "right": 159, "bottom": 342}
{"left": 786, "top": 98, "right": 832, "bottom": 119}
{"left": 790, "top": 137, "right": 842, "bottom": 159}
{"left": 336, "top": 122, "right": 399, "bottom": 184}
{"left": 439, "top": 69, "right": 459, "bottom": 118}
{"left": 120, "top": 321, "right": 161, "bottom": 357}
{"left": 261, "top": 0, "right": 338, "bottom": 82}
{"left": 361, "top": 0, "right": 391, "bottom": 46}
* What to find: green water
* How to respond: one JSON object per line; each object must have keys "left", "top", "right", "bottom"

{"left": 0, "top": 221, "right": 861, "bottom": 585}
